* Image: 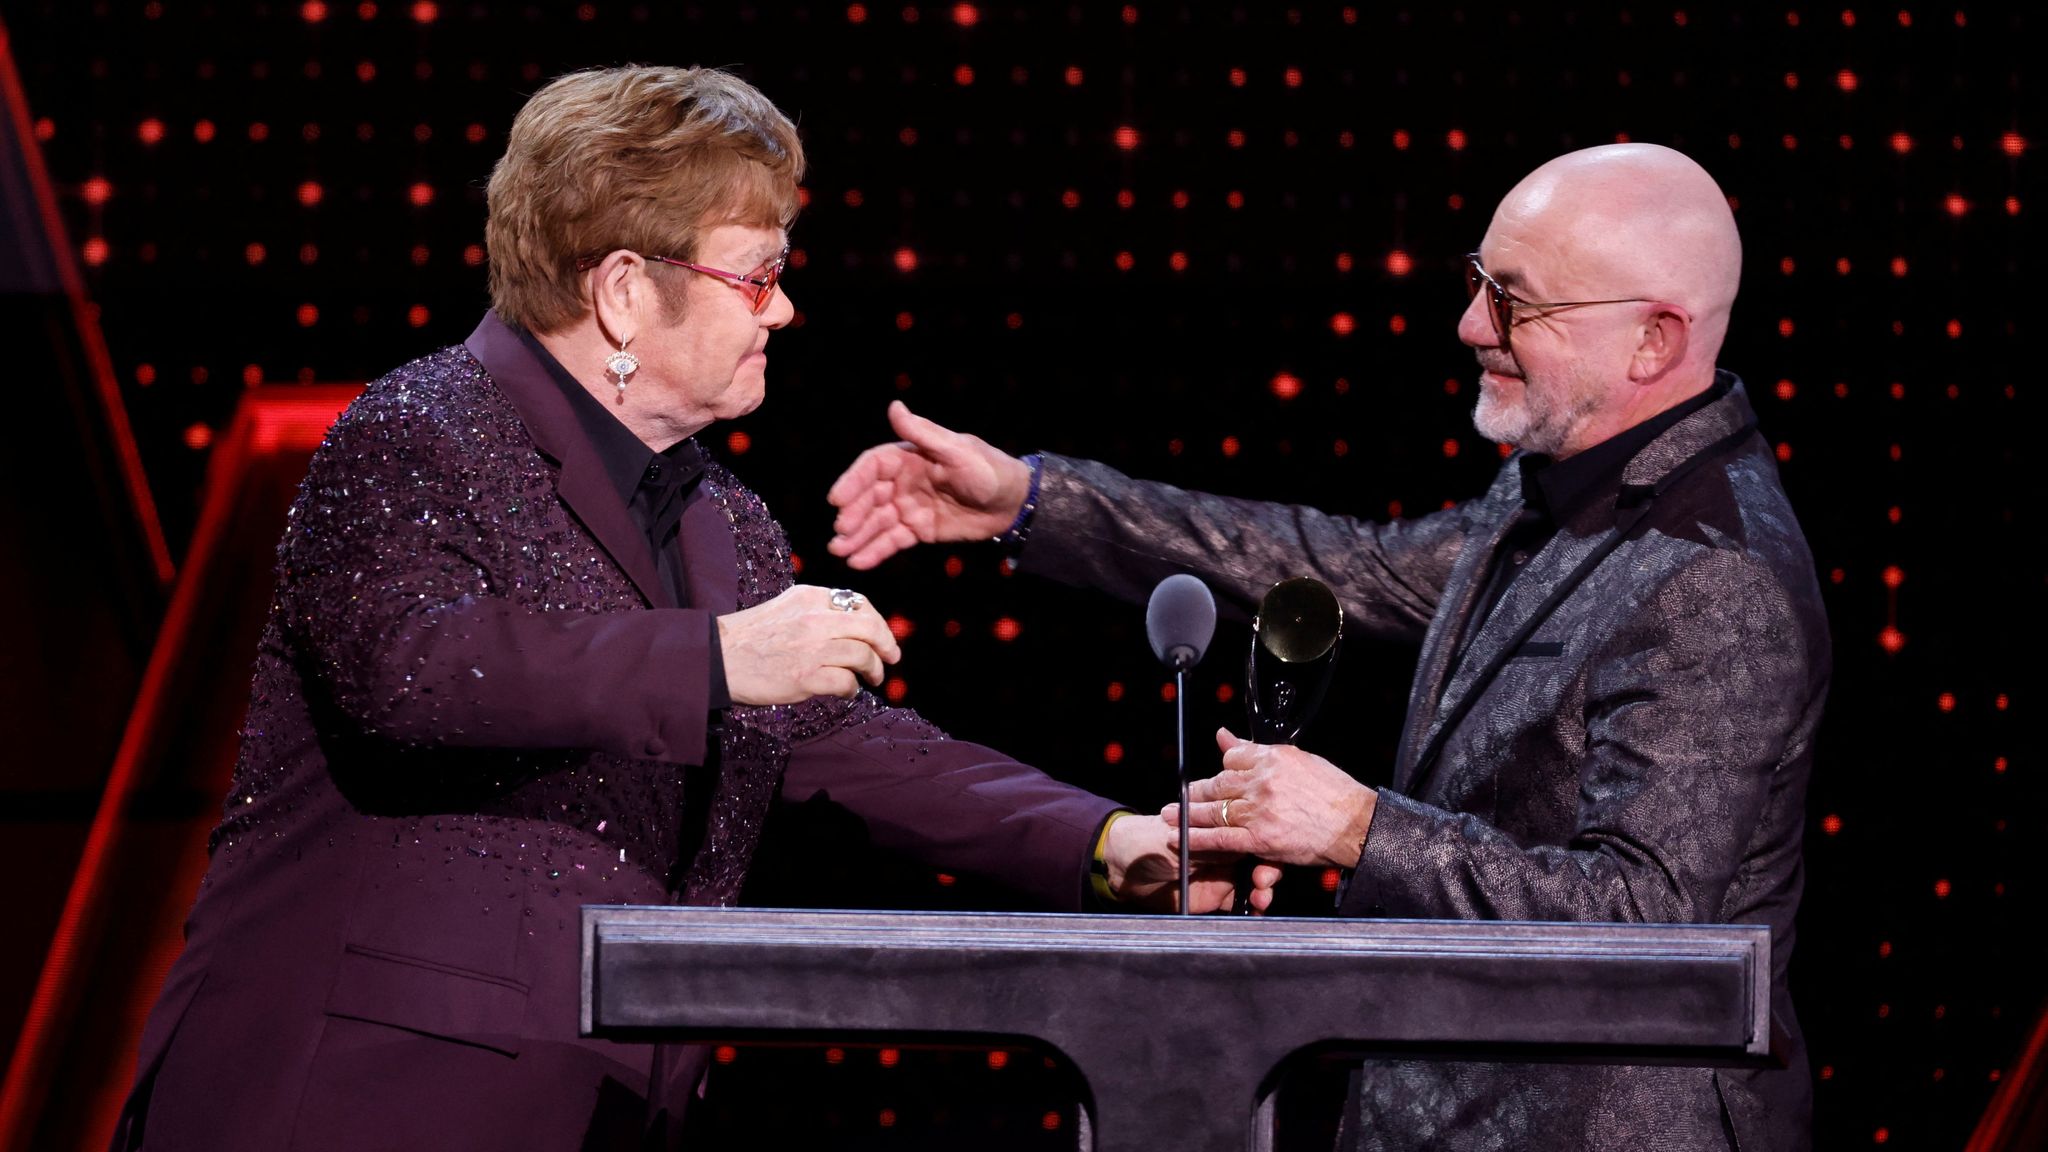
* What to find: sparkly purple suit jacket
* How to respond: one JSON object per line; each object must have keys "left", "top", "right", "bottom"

{"left": 116, "top": 313, "right": 1120, "bottom": 1151}
{"left": 1018, "top": 375, "right": 1826, "bottom": 1152}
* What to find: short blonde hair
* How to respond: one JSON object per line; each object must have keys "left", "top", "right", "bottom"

{"left": 485, "top": 65, "right": 805, "bottom": 334}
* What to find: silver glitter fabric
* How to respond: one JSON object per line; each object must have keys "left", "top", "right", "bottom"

{"left": 1020, "top": 374, "right": 1827, "bottom": 1152}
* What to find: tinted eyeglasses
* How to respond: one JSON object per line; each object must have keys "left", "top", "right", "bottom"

{"left": 1464, "top": 252, "right": 1654, "bottom": 348}
{"left": 576, "top": 247, "right": 791, "bottom": 315}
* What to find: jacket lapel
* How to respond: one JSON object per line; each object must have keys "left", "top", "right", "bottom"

{"left": 463, "top": 313, "right": 671, "bottom": 609}
{"left": 1390, "top": 466, "right": 1526, "bottom": 793}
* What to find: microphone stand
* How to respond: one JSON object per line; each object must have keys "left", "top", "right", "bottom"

{"left": 1176, "top": 666, "right": 1190, "bottom": 915}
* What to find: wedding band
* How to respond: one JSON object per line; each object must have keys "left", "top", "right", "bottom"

{"left": 1220, "top": 799, "right": 1233, "bottom": 827}
{"left": 829, "top": 588, "right": 867, "bottom": 613}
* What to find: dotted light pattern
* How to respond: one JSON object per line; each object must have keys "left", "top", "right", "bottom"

{"left": 11, "top": 4, "right": 2037, "bottom": 1148}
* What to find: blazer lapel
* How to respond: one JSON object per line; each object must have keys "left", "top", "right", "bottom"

{"left": 463, "top": 313, "right": 670, "bottom": 609}
{"left": 678, "top": 479, "right": 739, "bottom": 616}
{"left": 1390, "top": 466, "right": 1526, "bottom": 794}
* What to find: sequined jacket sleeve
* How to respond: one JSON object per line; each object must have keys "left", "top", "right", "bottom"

{"left": 276, "top": 374, "right": 718, "bottom": 766}
{"left": 1342, "top": 545, "right": 1827, "bottom": 924}
{"left": 1014, "top": 453, "right": 1470, "bottom": 643}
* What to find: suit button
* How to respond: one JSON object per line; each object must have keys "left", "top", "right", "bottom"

{"left": 644, "top": 737, "right": 668, "bottom": 758}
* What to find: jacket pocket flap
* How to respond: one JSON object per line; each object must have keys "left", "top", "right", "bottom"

{"left": 325, "top": 943, "right": 531, "bottom": 1054}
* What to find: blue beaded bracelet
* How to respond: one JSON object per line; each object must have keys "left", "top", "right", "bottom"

{"left": 994, "top": 452, "right": 1044, "bottom": 549}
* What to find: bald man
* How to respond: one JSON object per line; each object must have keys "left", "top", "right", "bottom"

{"left": 827, "top": 144, "right": 1825, "bottom": 1151}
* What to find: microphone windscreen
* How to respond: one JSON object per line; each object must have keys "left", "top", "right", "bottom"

{"left": 1145, "top": 573, "right": 1217, "bottom": 670}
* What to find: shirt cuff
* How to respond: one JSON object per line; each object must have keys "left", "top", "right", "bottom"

{"left": 706, "top": 615, "right": 731, "bottom": 711}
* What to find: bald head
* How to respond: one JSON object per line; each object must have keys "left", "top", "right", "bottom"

{"left": 1492, "top": 143, "right": 1742, "bottom": 359}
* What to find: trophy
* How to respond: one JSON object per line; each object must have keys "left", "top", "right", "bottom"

{"left": 1246, "top": 577, "right": 1344, "bottom": 744}
{"left": 1231, "top": 577, "right": 1343, "bottom": 913}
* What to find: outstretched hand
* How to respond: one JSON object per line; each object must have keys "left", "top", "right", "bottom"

{"left": 826, "top": 401, "right": 1033, "bottom": 570}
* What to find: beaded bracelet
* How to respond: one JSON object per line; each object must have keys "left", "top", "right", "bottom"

{"left": 993, "top": 452, "right": 1044, "bottom": 550}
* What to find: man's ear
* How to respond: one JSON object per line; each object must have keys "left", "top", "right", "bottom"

{"left": 1629, "top": 306, "right": 1691, "bottom": 384}
{"left": 589, "top": 251, "right": 650, "bottom": 346}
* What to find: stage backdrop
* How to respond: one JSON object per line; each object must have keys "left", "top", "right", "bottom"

{"left": 2, "top": 2, "right": 2037, "bottom": 1149}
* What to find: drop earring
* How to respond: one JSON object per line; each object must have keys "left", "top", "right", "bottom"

{"left": 604, "top": 336, "right": 639, "bottom": 399}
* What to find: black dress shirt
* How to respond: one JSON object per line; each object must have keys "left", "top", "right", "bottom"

{"left": 518, "top": 329, "right": 731, "bottom": 708}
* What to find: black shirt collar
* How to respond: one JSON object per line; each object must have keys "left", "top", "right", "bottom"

{"left": 1518, "top": 374, "right": 1730, "bottom": 523}
{"left": 515, "top": 327, "right": 707, "bottom": 505}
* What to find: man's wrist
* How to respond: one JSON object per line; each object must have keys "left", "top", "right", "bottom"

{"left": 1089, "top": 809, "right": 1132, "bottom": 905}
{"left": 993, "top": 452, "right": 1044, "bottom": 550}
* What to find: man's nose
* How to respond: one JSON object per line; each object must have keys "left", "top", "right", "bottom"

{"left": 1456, "top": 290, "right": 1499, "bottom": 349}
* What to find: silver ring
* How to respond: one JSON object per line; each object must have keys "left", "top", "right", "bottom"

{"left": 829, "top": 588, "right": 867, "bottom": 613}
{"left": 1220, "top": 799, "right": 1233, "bottom": 828}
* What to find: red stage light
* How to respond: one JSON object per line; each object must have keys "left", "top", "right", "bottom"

{"left": 1944, "top": 193, "right": 1968, "bottom": 216}
{"left": 81, "top": 237, "right": 109, "bottom": 266}
{"left": 297, "top": 181, "right": 323, "bottom": 207}
{"left": 1385, "top": 249, "right": 1412, "bottom": 276}
{"left": 138, "top": 118, "right": 164, "bottom": 145}
{"left": 726, "top": 430, "right": 751, "bottom": 455}
{"left": 1103, "top": 742, "right": 1124, "bottom": 764}
{"left": 1269, "top": 372, "right": 1302, "bottom": 400}
{"left": 82, "top": 177, "right": 111, "bottom": 206}
{"left": 1938, "top": 692, "right": 1957, "bottom": 713}
{"left": 1221, "top": 436, "right": 1240, "bottom": 458}
{"left": 1064, "top": 65, "right": 1082, "bottom": 86}
{"left": 1934, "top": 879, "right": 1951, "bottom": 899}
{"left": 183, "top": 422, "right": 213, "bottom": 450}
{"left": 407, "top": 305, "right": 429, "bottom": 328}
{"left": 1168, "top": 252, "right": 1188, "bottom": 272}
{"left": 1171, "top": 190, "right": 1189, "bottom": 209}
{"left": 1226, "top": 129, "right": 1245, "bottom": 148}
{"left": 1389, "top": 315, "right": 1407, "bottom": 334}
{"left": 1042, "top": 1111, "right": 1063, "bottom": 1131}
{"left": 951, "top": 2, "right": 977, "bottom": 25}
{"left": 193, "top": 119, "right": 216, "bottom": 143}
{"left": 884, "top": 678, "right": 907, "bottom": 702}
{"left": 1114, "top": 251, "right": 1134, "bottom": 271}
{"left": 1890, "top": 132, "right": 1912, "bottom": 154}
{"left": 954, "top": 65, "right": 974, "bottom": 86}
{"left": 1284, "top": 67, "right": 1302, "bottom": 88}
{"left": 1446, "top": 128, "right": 1467, "bottom": 151}
{"left": 296, "top": 304, "right": 319, "bottom": 327}
{"left": 987, "top": 1051, "right": 1009, "bottom": 1070}
{"left": 993, "top": 617, "right": 1021, "bottom": 641}
{"left": 1776, "top": 380, "right": 1796, "bottom": 400}
{"left": 1837, "top": 69, "right": 1858, "bottom": 91}
{"left": 1441, "top": 439, "right": 1460, "bottom": 459}
{"left": 1392, "top": 129, "right": 1410, "bottom": 150}
{"left": 893, "top": 247, "right": 917, "bottom": 273}
{"left": 894, "top": 311, "right": 913, "bottom": 330}
{"left": 408, "top": 182, "right": 434, "bottom": 207}
{"left": 1330, "top": 312, "right": 1356, "bottom": 336}
{"left": 846, "top": 3, "right": 867, "bottom": 21}
{"left": 411, "top": 0, "right": 436, "bottom": 19}
{"left": 1823, "top": 814, "right": 1843, "bottom": 836}
{"left": 136, "top": 364, "right": 157, "bottom": 386}
{"left": 1114, "top": 125, "right": 1140, "bottom": 150}
{"left": 1226, "top": 191, "right": 1244, "bottom": 209}
{"left": 2002, "top": 132, "right": 2026, "bottom": 156}
{"left": 301, "top": 0, "right": 328, "bottom": 20}
{"left": 1883, "top": 566, "right": 1904, "bottom": 588}
{"left": 1228, "top": 67, "right": 1246, "bottom": 87}
{"left": 1879, "top": 626, "right": 1906, "bottom": 653}
{"left": 1776, "top": 442, "right": 1793, "bottom": 462}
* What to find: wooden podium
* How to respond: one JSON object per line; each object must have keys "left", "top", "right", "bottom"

{"left": 582, "top": 907, "right": 1772, "bottom": 1151}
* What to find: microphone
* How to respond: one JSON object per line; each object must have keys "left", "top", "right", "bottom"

{"left": 1145, "top": 574, "right": 1216, "bottom": 914}
{"left": 1146, "top": 573, "right": 1217, "bottom": 673}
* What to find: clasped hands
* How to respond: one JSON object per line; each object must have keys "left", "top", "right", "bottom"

{"left": 1092, "top": 727, "right": 1379, "bottom": 914}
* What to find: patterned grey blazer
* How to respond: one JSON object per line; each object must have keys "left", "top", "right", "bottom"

{"left": 1017, "top": 373, "right": 1826, "bottom": 1152}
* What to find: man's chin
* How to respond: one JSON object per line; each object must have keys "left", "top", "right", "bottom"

{"left": 1472, "top": 394, "right": 1528, "bottom": 447}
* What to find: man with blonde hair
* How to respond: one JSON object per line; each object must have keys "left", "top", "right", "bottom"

{"left": 831, "top": 143, "right": 1827, "bottom": 1150}
{"left": 115, "top": 64, "right": 1255, "bottom": 1152}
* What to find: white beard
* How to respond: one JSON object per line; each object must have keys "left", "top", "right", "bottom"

{"left": 1472, "top": 363, "right": 1605, "bottom": 457}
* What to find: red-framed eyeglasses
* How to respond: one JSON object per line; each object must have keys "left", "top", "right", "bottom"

{"left": 576, "top": 247, "right": 790, "bottom": 315}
